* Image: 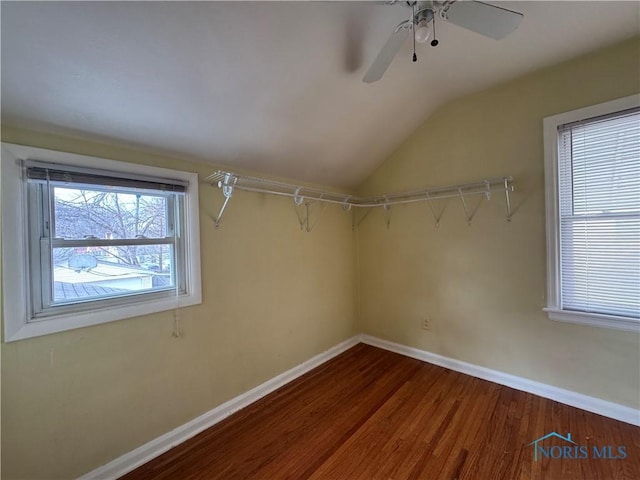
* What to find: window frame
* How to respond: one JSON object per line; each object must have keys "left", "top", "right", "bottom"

{"left": 2, "top": 143, "right": 202, "bottom": 342}
{"left": 543, "top": 94, "right": 640, "bottom": 333}
{"left": 29, "top": 179, "right": 185, "bottom": 317}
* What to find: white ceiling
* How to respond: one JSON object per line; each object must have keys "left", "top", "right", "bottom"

{"left": 2, "top": 1, "right": 638, "bottom": 187}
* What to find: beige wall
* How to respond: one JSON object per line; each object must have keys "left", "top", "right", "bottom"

{"left": 357, "top": 37, "right": 640, "bottom": 409}
{"left": 0, "top": 128, "right": 358, "bottom": 479}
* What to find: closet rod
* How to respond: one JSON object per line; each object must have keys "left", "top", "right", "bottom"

{"left": 206, "top": 170, "right": 513, "bottom": 209}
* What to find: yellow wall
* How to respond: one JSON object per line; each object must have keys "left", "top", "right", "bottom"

{"left": 0, "top": 128, "right": 358, "bottom": 479}
{"left": 357, "top": 37, "right": 640, "bottom": 408}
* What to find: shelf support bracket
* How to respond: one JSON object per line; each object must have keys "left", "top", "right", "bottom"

{"left": 353, "top": 208, "right": 373, "bottom": 229}
{"left": 383, "top": 198, "right": 391, "bottom": 229}
{"left": 425, "top": 192, "right": 446, "bottom": 228}
{"left": 504, "top": 177, "right": 513, "bottom": 222}
{"left": 212, "top": 175, "right": 236, "bottom": 229}
{"left": 295, "top": 200, "right": 327, "bottom": 233}
{"left": 458, "top": 188, "right": 472, "bottom": 225}
{"left": 458, "top": 187, "right": 485, "bottom": 226}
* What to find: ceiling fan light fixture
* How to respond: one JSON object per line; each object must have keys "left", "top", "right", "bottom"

{"left": 414, "top": 18, "right": 431, "bottom": 43}
{"left": 362, "top": 1, "right": 523, "bottom": 83}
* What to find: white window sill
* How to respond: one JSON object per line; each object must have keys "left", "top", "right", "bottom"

{"left": 7, "top": 292, "right": 201, "bottom": 342}
{"left": 544, "top": 308, "right": 640, "bottom": 333}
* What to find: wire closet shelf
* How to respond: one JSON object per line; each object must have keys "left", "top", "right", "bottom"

{"left": 205, "top": 170, "right": 514, "bottom": 230}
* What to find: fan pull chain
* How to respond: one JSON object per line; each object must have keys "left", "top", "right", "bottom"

{"left": 412, "top": 3, "right": 417, "bottom": 61}
{"left": 431, "top": 11, "right": 439, "bottom": 47}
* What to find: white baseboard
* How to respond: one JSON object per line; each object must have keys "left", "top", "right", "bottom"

{"left": 360, "top": 334, "right": 640, "bottom": 427}
{"left": 78, "top": 335, "right": 361, "bottom": 480}
{"left": 80, "top": 333, "right": 638, "bottom": 479}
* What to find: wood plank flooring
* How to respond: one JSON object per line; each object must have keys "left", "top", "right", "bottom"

{"left": 122, "top": 344, "right": 640, "bottom": 480}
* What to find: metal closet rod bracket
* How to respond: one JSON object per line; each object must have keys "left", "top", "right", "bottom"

{"left": 211, "top": 173, "right": 237, "bottom": 229}
{"left": 205, "top": 171, "right": 515, "bottom": 229}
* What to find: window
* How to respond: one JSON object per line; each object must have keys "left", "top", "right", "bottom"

{"left": 2, "top": 144, "right": 201, "bottom": 341}
{"left": 543, "top": 95, "right": 640, "bottom": 332}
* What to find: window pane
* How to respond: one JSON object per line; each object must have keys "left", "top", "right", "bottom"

{"left": 52, "top": 245, "right": 175, "bottom": 303}
{"left": 560, "top": 216, "right": 640, "bottom": 317}
{"left": 53, "top": 187, "right": 169, "bottom": 240}
{"left": 558, "top": 109, "right": 640, "bottom": 319}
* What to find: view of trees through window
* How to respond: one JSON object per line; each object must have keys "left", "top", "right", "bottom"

{"left": 51, "top": 187, "right": 176, "bottom": 301}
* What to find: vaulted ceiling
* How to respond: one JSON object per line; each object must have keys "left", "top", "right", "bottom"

{"left": 2, "top": 1, "right": 638, "bottom": 187}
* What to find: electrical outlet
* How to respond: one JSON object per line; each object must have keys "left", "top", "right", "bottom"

{"left": 421, "top": 317, "right": 431, "bottom": 331}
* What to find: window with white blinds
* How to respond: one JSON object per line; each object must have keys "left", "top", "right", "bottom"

{"left": 1, "top": 143, "right": 202, "bottom": 342}
{"left": 557, "top": 108, "right": 639, "bottom": 319}
{"left": 544, "top": 97, "right": 640, "bottom": 331}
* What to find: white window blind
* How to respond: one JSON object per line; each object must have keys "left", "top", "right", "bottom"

{"left": 557, "top": 107, "right": 640, "bottom": 319}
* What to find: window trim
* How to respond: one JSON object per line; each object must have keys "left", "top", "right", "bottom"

{"left": 2, "top": 143, "right": 202, "bottom": 342}
{"left": 543, "top": 94, "right": 640, "bottom": 333}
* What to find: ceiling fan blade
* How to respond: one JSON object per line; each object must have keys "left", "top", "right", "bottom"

{"left": 363, "top": 21, "right": 411, "bottom": 83}
{"left": 441, "top": 1, "right": 523, "bottom": 40}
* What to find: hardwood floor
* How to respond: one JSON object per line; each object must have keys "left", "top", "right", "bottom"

{"left": 122, "top": 344, "right": 640, "bottom": 480}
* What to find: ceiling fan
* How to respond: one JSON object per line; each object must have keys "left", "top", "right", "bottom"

{"left": 363, "top": 1, "right": 523, "bottom": 83}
